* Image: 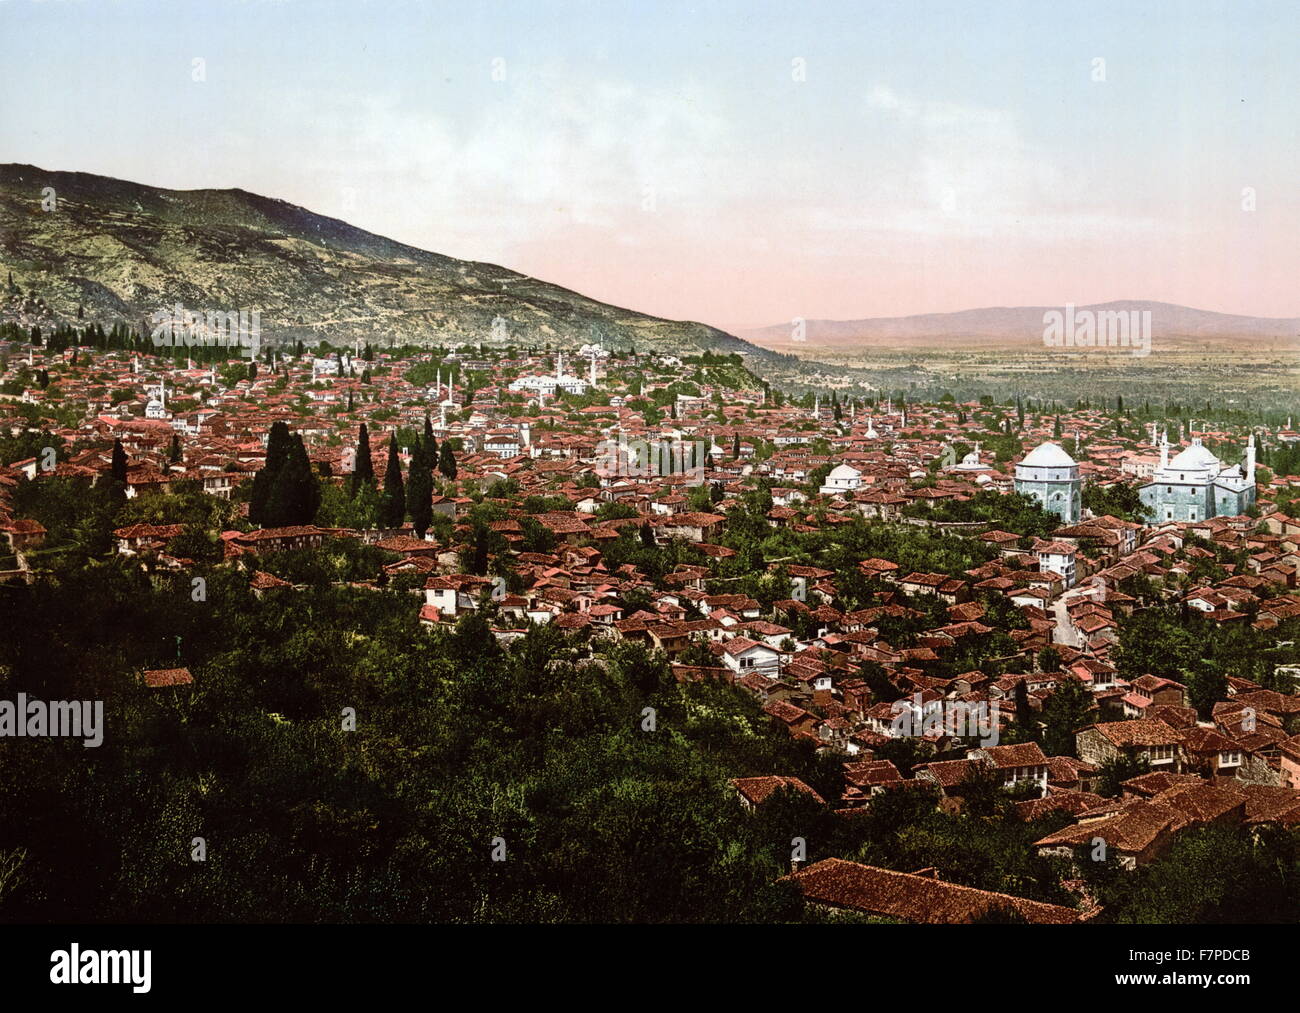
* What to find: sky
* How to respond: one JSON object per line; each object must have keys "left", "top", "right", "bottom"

{"left": 3, "top": 0, "right": 1297, "bottom": 332}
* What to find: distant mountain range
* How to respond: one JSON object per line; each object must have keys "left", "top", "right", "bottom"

{"left": 0, "top": 164, "right": 766, "bottom": 359}
{"left": 741, "top": 302, "right": 1300, "bottom": 348}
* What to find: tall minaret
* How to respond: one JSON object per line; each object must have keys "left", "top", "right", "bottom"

{"left": 556, "top": 351, "right": 564, "bottom": 380}
{"left": 813, "top": 394, "right": 820, "bottom": 419}
{"left": 1159, "top": 428, "right": 1169, "bottom": 469}
{"left": 1246, "top": 432, "right": 1257, "bottom": 483}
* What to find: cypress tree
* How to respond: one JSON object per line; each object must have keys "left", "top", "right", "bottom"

{"left": 264, "top": 434, "right": 320, "bottom": 527}
{"left": 380, "top": 435, "right": 406, "bottom": 528}
{"left": 407, "top": 438, "right": 433, "bottom": 538}
{"left": 350, "top": 423, "right": 374, "bottom": 497}
{"left": 438, "top": 442, "right": 457, "bottom": 481}
{"left": 250, "top": 421, "right": 293, "bottom": 526}
{"left": 110, "top": 438, "right": 128, "bottom": 484}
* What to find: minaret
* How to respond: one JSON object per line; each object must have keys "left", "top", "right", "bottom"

{"left": 556, "top": 351, "right": 564, "bottom": 380}
{"left": 159, "top": 376, "right": 166, "bottom": 409}
{"left": 1246, "top": 432, "right": 1256, "bottom": 483}
{"left": 1160, "top": 428, "right": 1169, "bottom": 469}
{"left": 813, "top": 394, "right": 820, "bottom": 419}
{"left": 436, "top": 369, "right": 441, "bottom": 400}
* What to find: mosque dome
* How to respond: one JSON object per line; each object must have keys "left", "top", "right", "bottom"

{"left": 1020, "top": 442, "right": 1076, "bottom": 468}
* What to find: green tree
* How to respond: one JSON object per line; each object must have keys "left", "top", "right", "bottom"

{"left": 249, "top": 421, "right": 293, "bottom": 526}
{"left": 380, "top": 435, "right": 406, "bottom": 528}
{"left": 406, "top": 438, "right": 433, "bottom": 538}
{"left": 438, "top": 442, "right": 458, "bottom": 481}
{"left": 350, "top": 423, "right": 374, "bottom": 497}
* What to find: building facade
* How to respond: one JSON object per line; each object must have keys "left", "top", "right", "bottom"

{"left": 1139, "top": 434, "right": 1256, "bottom": 523}
{"left": 1014, "top": 442, "right": 1081, "bottom": 525}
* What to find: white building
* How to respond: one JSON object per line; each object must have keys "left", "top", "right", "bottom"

{"left": 819, "top": 463, "right": 863, "bottom": 497}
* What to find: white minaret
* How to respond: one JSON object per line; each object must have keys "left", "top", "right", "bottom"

{"left": 159, "top": 376, "right": 166, "bottom": 409}
{"left": 1246, "top": 432, "right": 1257, "bottom": 483}
{"left": 813, "top": 394, "right": 820, "bottom": 419}
{"left": 435, "top": 368, "right": 441, "bottom": 400}
{"left": 1159, "top": 428, "right": 1169, "bottom": 469}
{"left": 556, "top": 351, "right": 564, "bottom": 380}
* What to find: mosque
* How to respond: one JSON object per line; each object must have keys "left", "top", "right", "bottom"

{"left": 1139, "top": 433, "right": 1256, "bottom": 523}
{"left": 1014, "top": 442, "right": 1081, "bottom": 524}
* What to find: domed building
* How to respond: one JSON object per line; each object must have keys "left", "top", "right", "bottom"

{"left": 1014, "top": 442, "right": 1080, "bottom": 524}
{"left": 1139, "top": 433, "right": 1255, "bottom": 523}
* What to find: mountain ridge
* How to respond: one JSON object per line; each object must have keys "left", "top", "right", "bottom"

{"left": 741, "top": 301, "right": 1300, "bottom": 348}
{"left": 0, "top": 163, "right": 769, "bottom": 359}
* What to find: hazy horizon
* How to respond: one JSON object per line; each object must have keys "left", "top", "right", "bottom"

{"left": 4, "top": 0, "right": 1297, "bottom": 332}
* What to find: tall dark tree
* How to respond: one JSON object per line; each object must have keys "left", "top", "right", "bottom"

{"left": 110, "top": 438, "right": 128, "bottom": 485}
{"left": 438, "top": 442, "right": 457, "bottom": 481}
{"left": 250, "top": 421, "right": 294, "bottom": 526}
{"left": 263, "top": 433, "right": 320, "bottom": 527}
{"left": 168, "top": 434, "right": 181, "bottom": 464}
{"left": 350, "top": 423, "right": 374, "bottom": 497}
{"left": 380, "top": 435, "right": 406, "bottom": 528}
{"left": 407, "top": 438, "right": 433, "bottom": 538}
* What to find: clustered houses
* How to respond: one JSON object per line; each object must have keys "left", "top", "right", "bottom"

{"left": 3, "top": 336, "right": 1300, "bottom": 922}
